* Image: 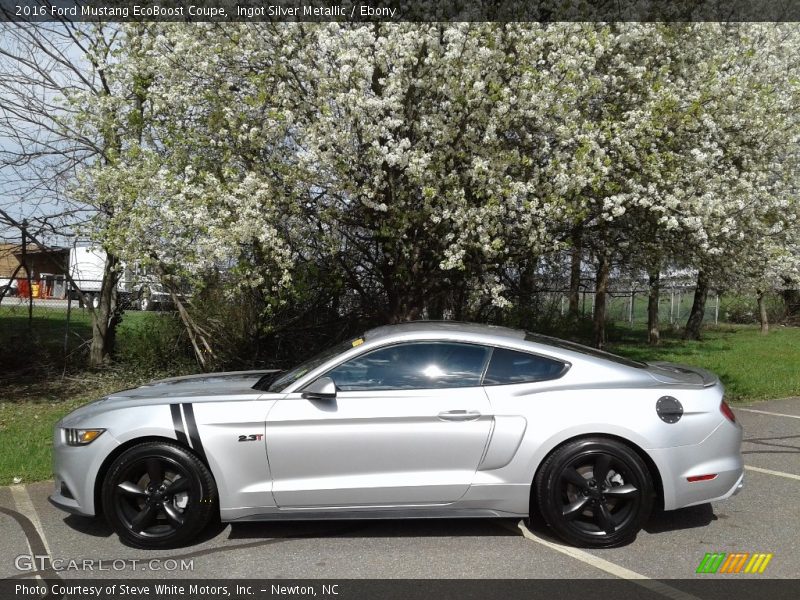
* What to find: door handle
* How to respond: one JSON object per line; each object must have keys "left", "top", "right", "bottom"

{"left": 438, "top": 410, "right": 481, "bottom": 422}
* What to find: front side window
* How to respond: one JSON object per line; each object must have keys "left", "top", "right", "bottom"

{"left": 483, "top": 347, "right": 567, "bottom": 385}
{"left": 323, "top": 342, "right": 491, "bottom": 391}
{"left": 261, "top": 338, "right": 361, "bottom": 392}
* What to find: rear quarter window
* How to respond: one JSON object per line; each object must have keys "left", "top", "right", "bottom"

{"left": 524, "top": 333, "right": 646, "bottom": 369}
{"left": 483, "top": 347, "right": 567, "bottom": 385}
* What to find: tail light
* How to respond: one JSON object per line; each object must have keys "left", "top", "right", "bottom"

{"left": 720, "top": 400, "right": 736, "bottom": 423}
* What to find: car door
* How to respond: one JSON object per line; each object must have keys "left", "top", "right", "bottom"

{"left": 265, "top": 341, "right": 494, "bottom": 508}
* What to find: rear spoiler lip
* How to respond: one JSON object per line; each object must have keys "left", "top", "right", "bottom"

{"left": 647, "top": 361, "right": 721, "bottom": 388}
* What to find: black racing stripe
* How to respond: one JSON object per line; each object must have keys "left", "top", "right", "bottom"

{"left": 182, "top": 403, "right": 208, "bottom": 463}
{"left": 170, "top": 403, "right": 189, "bottom": 446}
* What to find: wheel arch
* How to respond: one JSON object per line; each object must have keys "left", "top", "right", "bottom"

{"left": 529, "top": 432, "right": 664, "bottom": 517}
{"left": 93, "top": 435, "right": 213, "bottom": 517}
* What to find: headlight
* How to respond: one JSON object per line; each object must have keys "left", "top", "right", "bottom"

{"left": 63, "top": 428, "right": 105, "bottom": 446}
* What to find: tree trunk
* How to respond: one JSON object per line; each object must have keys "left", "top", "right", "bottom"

{"left": 426, "top": 292, "right": 444, "bottom": 320}
{"left": 89, "top": 252, "right": 122, "bottom": 367}
{"left": 783, "top": 285, "right": 800, "bottom": 320}
{"left": 593, "top": 251, "right": 610, "bottom": 349}
{"left": 568, "top": 229, "right": 582, "bottom": 318}
{"left": 385, "top": 284, "right": 425, "bottom": 323}
{"left": 647, "top": 270, "right": 660, "bottom": 346}
{"left": 453, "top": 280, "right": 467, "bottom": 321}
{"left": 757, "top": 289, "right": 769, "bottom": 334}
{"left": 683, "top": 270, "right": 709, "bottom": 340}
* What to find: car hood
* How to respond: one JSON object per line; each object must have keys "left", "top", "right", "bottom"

{"left": 59, "top": 370, "right": 281, "bottom": 425}
{"left": 105, "top": 370, "right": 279, "bottom": 400}
{"left": 645, "top": 361, "right": 719, "bottom": 387}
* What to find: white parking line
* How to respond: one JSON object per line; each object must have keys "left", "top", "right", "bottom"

{"left": 10, "top": 484, "right": 52, "bottom": 555}
{"left": 736, "top": 408, "right": 800, "bottom": 420}
{"left": 509, "top": 521, "right": 703, "bottom": 600}
{"left": 745, "top": 465, "right": 800, "bottom": 481}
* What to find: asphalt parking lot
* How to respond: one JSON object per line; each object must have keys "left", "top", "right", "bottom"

{"left": 1, "top": 399, "right": 797, "bottom": 583}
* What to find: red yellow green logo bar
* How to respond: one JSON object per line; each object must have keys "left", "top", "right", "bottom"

{"left": 696, "top": 552, "right": 773, "bottom": 574}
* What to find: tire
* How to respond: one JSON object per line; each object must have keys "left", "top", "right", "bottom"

{"left": 534, "top": 437, "right": 653, "bottom": 548}
{"left": 82, "top": 293, "right": 100, "bottom": 309}
{"left": 101, "top": 441, "right": 217, "bottom": 549}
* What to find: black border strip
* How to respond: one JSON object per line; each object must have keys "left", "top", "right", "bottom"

{"left": 2, "top": 0, "right": 800, "bottom": 23}
{"left": 2, "top": 578, "right": 800, "bottom": 599}
{"left": 182, "top": 403, "right": 208, "bottom": 464}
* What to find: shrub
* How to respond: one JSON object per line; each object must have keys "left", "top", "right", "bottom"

{"left": 115, "top": 312, "right": 195, "bottom": 373}
{"left": 721, "top": 294, "right": 785, "bottom": 325}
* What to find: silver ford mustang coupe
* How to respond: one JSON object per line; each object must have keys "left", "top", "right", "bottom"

{"left": 51, "top": 321, "right": 743, "bottom": 549}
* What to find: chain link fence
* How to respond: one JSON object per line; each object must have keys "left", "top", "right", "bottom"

{"left": 500, "top": 286, "right": 779, "bottom": 328}
{"left": 0, "top": 276, "right": 779, "bottom": 325}
{"left": 555, "top": 288, "right": 723, "bottom": 325}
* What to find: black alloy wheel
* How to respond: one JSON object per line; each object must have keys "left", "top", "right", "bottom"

{"left": 102, "top": 441, "right": 216, "bottom": 549}
{"left": 535, "top": 438, "right": 653, "bottom": 548}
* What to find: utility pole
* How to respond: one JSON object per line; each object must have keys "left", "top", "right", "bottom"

{"left": 629, "top": 289, "right": 635, "bottom": 324}
{"left": 22, "top": 219, "right": 33, "bottom": 328}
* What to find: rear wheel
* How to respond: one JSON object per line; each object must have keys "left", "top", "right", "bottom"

{"left": 535, "top": 438, "right": 653, "bottom": 548}
{"left": 101, "top": 441, "right": 217, "bottom": 549}
{"left": 80, "top": 293, "right": 99, "bottom": 309}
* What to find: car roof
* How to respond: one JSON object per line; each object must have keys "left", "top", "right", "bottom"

{"left": 364, "top": 321, "right": 526, "bottom": 342}
{"left": 362, "top": 321, "right": 646, "bottom": 371}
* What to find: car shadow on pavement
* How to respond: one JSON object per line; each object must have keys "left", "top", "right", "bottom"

{"left": 742, "top": 434, "right": 800, "bottom": 454}
{"left": 643, "top": 503, "right": 716, "bottom": 534}
{"left": 227, "top": 518, "right": 520, "bottom": 540}
{"left": 63, "top": 515, "right": 114, "bottom": 538}
{"left": 63, "top": 514, "right": 229, "bottom": 546}
{"left": 61, "top": 505, "right": 719, "bottom": 546}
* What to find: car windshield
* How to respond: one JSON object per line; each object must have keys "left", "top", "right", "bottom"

{"left": 524, "top": 333, "right": 646, "bottom": 369}
{"left": 255, "top": 337, "right": 363, "bottom": 393}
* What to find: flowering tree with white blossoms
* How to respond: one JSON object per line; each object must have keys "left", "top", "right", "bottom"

{"left": 89, "top": 24, "right": 587, "bottom": 324}
{"left": 662, "top": 24, "right": 800, "bottom": 339}
{"left": 0, "top": 21, "right": 140, "bottom": 366}
{"left": 68, "top": 22, "right": 800, "bottom": 365}
{"left": 548, "top": 23, "right": 800, "bottom": 344}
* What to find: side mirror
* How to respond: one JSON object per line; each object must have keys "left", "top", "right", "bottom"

{"left": 301, "top": 376, "right": 337, "bottom": 401}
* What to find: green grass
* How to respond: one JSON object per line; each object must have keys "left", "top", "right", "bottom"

{"left": 610, "top": 324, "right": 800, "bottom": 401}
{"left": 0, "top": 400, "right": 66, "bottom": 486}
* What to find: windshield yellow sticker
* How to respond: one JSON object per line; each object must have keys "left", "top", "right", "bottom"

{"left": 352, "top": 338, "right": 364, "bottom": 347}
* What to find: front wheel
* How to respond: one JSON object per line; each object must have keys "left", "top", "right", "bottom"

{"left": 101, "top": 441, "right": 217, "bottom": 549}
{"left": 534, "top": 438, "right": 653, "bottom": 548}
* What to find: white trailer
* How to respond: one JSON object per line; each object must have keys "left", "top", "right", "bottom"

{"left": 68, "top": 246, "right": 106, "bottom": 301}
{"left": 68, "top": 246, "right": 171, "bottom": 310}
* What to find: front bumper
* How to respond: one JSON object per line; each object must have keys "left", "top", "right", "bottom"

{"left": 48, "top": 489, "right": 91, "bottom": 516}
{"left": 49, "top": 425, "right": 120, "bottom": 517}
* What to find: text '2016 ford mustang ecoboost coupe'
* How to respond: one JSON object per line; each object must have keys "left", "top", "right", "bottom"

{"left": 50, "top": 321, "right": 743, "bottom": 549}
